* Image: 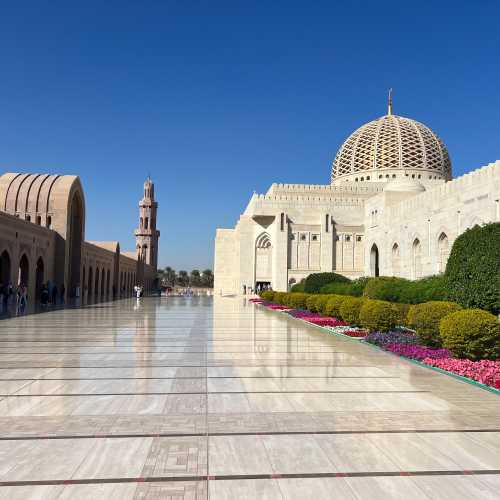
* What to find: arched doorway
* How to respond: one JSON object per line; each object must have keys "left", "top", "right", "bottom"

{"left": 68, "top": 192, "right": 84, "bottom": 297}
{"left": 412, "top": 239, "right": 422, "bottom": 279}
{"left": 370, "top": 244, "right": 379, "bottom": 277}
{"left": 88, "top": 267, "right": 93, "bottom": 297}
{"left": 82, "top": 266, "right": 86, "bottom": 296}
{"left": 438, "top": 232, "right": 449, "bottom": 273}
{"left": 35, "top": 257, "right": 44, "bottom": 299}
{"left": 0, "top": 250, "right": 11, "bottom": 285}
{"left": 255, "top": 232, "right": 272, "bottom": 290}
{"left": 18, "top": 254, "right": 29, "bottom": 286}
{"left": 100, "top": 268, "right": 105, "bottom": 296}
{"left": 94, "top": 268, "right": 99, "bottom": 296}
{"left": 391, "top": 243, "right": 400, "bottom": 276}
{"left": 106, "top": 269, "right": 110, "bottom": 296}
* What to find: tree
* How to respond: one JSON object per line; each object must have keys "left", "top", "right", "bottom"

{"left": 190, "top": 269, "right": 201, "bottom": 287}
{"left": 177, "top": 270, "right": 189, "bottom": 287}
{"left": 164, "top": 266, "right": 176, "bottom": 287}
{"left": 201, "top": 269, "right": 214, "bottom": 288}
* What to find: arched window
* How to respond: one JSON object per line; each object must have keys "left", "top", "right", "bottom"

{"left": 370, "top": 244, "right": 379, "bottom": 277}
{"left": 438, "top": 232, "right": 449, "bottom": 273}
{"left": 391, "top": 243, "right": 400, "bottom": 276}
{"left": 35, "top": 257, "right": 44, "bottom": 298}
{"left": 0, "top": 250, "right": 11, "bottom": 285}
{"left": 145, "top": 218, "right": 149, "bottom": 230}
{"left": 94, "top": 268, "right": 99, "bottom": 295}
{"left": 18, "top": 254, "right": 29, "bottom": 286}
{"left": 412, "top": 239, "right": 422, "bottom": 279}
{"left": 88, "top": 267, "right": 93, "bottom": 296}
{"left": 140, "top": 217, "right": 143, "bottom": 229}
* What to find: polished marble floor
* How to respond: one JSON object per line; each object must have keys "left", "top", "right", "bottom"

{"left": 0, "top": 295, "right": 499, "bottom": 499}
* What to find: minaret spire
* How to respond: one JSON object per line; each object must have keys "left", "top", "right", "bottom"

{"left": 387, "top": 88, "right": 393, "bottom": 116}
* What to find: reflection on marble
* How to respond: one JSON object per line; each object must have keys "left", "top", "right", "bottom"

{"left": 0, "top": 296, "right": 498, "bottom": 499}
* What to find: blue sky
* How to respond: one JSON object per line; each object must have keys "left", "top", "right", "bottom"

{"left": 1, "top": 1, "right": 499, "bottom": 270}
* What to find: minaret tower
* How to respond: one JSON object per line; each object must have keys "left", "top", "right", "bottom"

{"left": 134, "top": 177, "right": 160, "bottom": 270}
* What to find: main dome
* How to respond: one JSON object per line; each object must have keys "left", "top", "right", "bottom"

{"left": 331, "top": 113, "right": 451, "bottom": 184}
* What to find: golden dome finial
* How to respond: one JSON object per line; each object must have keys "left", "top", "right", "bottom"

{"left": 388, "top": 88, "right": 393, "bottom": 115}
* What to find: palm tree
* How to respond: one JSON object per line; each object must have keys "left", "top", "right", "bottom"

{"left": 190, "top": 269, "right": 201, "bottom": 287}
{"left": 178, "top": 270, "right": 189, "bottom": 287}
{"left": 164, "top": 266, "right": 176, "bottom": 287}
{"left": 201, "top": 269, "right": 214, "bottom": 288}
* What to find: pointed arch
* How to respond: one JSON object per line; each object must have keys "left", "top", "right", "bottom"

{"left": 370, "top": 243, "right": 380, "bottom": 277}
{"left": 437, "top": 232, "right": 449, "bottom": 273}
{"left": 255, "top": 232, "right": 271, "bottom": 249}
{"left": 391, "top": 242, "right": 400, "bottom": 276}
{"left": 412, "top": 238, "right": 422, "bottom": 279}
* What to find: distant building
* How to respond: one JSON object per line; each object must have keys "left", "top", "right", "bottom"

{"left": 0, "top": 173, "right": 159, "bottom": 300}
{"left": 214, "top": 96, "right": 500, "bottom": 294}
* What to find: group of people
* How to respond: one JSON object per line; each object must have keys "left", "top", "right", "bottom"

{"left": 39, "top": 281, "right": 65, "bottom": 307}
{"left": 0, "top": 282, "right": 29, "bottom": 313}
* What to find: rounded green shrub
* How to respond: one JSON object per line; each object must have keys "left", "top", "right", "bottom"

{"left": 324, "top": 295, "right": 346, "bottom": 318}
{"left": 306, "top": 295, "right": 319, "bottom": 312}
{"left": 392, "top": 303, "right": 411, "bottom": 327}
{"left": 260, "top": 290, "right": 275, "bottom": 302}
{"left": 440, "top": 309, "right": 500, "bottom": 360}
{"left": 444, "top": 222, "right": 500, "bottom": 314}
{"left": 290, "top": 280, "right": 305, "bottom": 292}
{"left": 287, "top": 293, "right": 309, "bottom": 310}
{"left": 363, "top": 277, "right": 411, "bottom": 303}
{"left": 273, "top": 292, "right": 288, "bottom": 305}
{"left": 304, "top": 272, "right": 350, "bottom": 294}
{"left": 359, "top": 299, "right": 397, "bottom": 332}
{"left": 315, "top": 295, "right": 331, "bottom": 315}
{"left": 407, "top": 301, "right": 462, "bottom": 347}
{"left": 339, "top": 297, "right": 365, "bottom": 325}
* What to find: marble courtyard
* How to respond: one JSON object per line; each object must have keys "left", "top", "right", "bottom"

{"left": 0, "top": 296, "right": 499, "bottom": 499}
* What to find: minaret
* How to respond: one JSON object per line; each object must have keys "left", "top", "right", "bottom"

{"left": 134, "top": 177, "right": 160, "bottom": 270}
{"left": 387, "top": 88, "right": 393, "bottom": 115}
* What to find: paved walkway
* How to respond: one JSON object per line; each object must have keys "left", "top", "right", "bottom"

{"left": 0, "top": 296, "right": 499, "bottom": 499}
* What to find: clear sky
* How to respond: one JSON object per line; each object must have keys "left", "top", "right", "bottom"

{"left": 1, "top": 1, "right": 499, "bottom": 270}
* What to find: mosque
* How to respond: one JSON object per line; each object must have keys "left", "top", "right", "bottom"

{"left": 0, "top": 173, "right": 159, "bottom": 301}
{"left": 214, "top": 94, "right": 500, "bottom": 294}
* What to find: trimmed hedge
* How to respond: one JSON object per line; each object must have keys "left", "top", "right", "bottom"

{"left": 445, "top": 222, "right": 500, "bottom": 314}
{"left": 304, "top": 272, "right": 350, "bottom": 294}
{"left": 324, "top": 295, "right": 346, "bottom": 318}
{"left": 392, "top": 303, "right": 411, "bottom": 327}
{"left": 290, "top": 280, "right": 305, "bottom": 292}
{"left": 363, "top": 275, "right": 447, "bottom": 304}
{"left": 440, "top": 309, "right": 500, "bottom": 360}
{"left": 339, "top": 296, "right": 365, "bottom": 325}
{"left": 287, "top": 293, "right": 309, "bottom": 310}
{"left": 407, "top": 301, "right": 462, "bottom": 348}
{"left": 260, "top": 290, "right": 275, "bottom": 302}
{"left": 359, "top": 299, "right": 397, "bottom": 332}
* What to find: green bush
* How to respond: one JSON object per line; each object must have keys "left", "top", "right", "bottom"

{"left": 392, "top": 303, "right": 411, "bottom": 327}
{"left": 445, "top": 222, "right": 500, "bottom": 314}
{"left": 290, "top": 280, "right": 305, "bottom": 292}
{"left": 407, "top": 301, "right": 462, "bottom": 347}
{"left": 363, "top": 275, "right": 447, "bottom": 304}
{"left": 304, "top": 272, "right": 350, "bottom": 294}
{"left": 400, "top": 275, "right": 448, "bottom": 304}
{"left": 324, "top": 295, "right": 346, "bottom": 318}
{"left": 273, "top": 292, "right": 288, "bottom": 305}
{"left": 320, "top": 277, "right": 371, "bottom": 296}
{"left": 287, "top": 293, "right": 309, "bottom": 310}
{"left": 363, "top": 277, "right": 411, "bottom": 303}
{"left": 315, "top": 295, "right": 331, "bottom": 315}
{"left": 339, "top": 297, "right": 365, "bottom": 325}
{"left": 260, "top": 290, "right": 275, "bottom": 302}
{"left": 359, "top": 299, "right": 397, "bottom": 332}
{"left": 440, "top": 309, "right": 500, "bottom": 360}
{"left": 306, "top": 295, "right": 320, "bottom": 312}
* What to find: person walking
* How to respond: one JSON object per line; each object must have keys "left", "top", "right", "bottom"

{"left": 51, "top": 284, "right": 58, "bottom": 305}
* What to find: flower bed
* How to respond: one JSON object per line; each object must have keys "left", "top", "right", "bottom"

{"left": 384, "top": 343, "right": 451, "bottom": 361}
{"left": 365, "top": 329, "right": 418, "bottom": 346}
{"left": 423, "top": 358, "right": 500, "bottom": 390}
{"left": 253, "top": 298, "right": 500, "bottom": 393}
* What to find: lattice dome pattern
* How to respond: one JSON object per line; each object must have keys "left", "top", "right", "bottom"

{"left": 331, "top": 114, "right": 451, "bottom": 183}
